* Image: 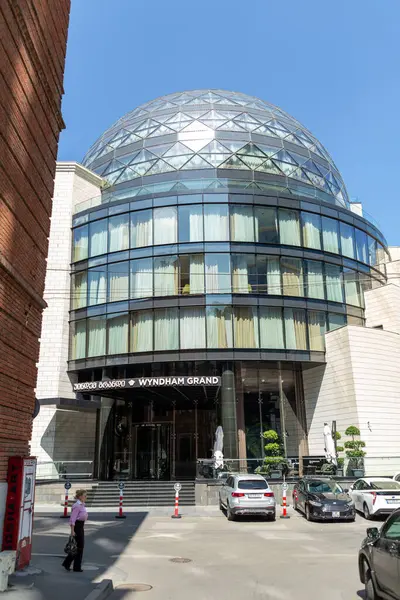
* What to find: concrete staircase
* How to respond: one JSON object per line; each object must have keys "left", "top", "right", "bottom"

{"left": 85, "top": 481, "right": 196, "bottom": 507}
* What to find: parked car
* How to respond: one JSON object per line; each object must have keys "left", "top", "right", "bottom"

{"left": 359, "top": 509, "right": 400, "bottom": 600}
{"left": 393, "top": 473, "right": 400, "bottom": 483}
{"left": 219, "top": 474, "right": 276, "bottom": 521}
{"left": 349, "top": 478, "right": 400, "bottom": 519}
{"left": 293, "top": 477, "right": 355, "bottom": 521}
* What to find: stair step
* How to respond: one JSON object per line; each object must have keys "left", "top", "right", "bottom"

{"left": 86, "top": 480, "right": 196, "bottom": 507}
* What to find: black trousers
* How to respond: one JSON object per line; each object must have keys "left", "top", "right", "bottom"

{"left": 63, "top": 520, "right": 85, "bottom": 571}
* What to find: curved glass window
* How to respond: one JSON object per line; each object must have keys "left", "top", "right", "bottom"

{"left": 279, "top": 209, "right": 301, "bottom": 246}
{"left": 205, "top": 253, "right": 230, "bottom": 293}
{"left": 154, "top": 256, "right": 179, "bottom": 296}
{"left": 108, "top": 313, "right": 128, "bottom": 355}
{"left": 284, "top": 309, "right": 307, "bottom": 350}
{"left": 282, "top": 257, "right": 304, "bottom": 297}
{"left": 87, "top": 316, "right": 106, "bottom": 357}
{"left": 131, "top": 257, "right": 152, "bottom": 298}
{"left": 234, "top": 307, "right": 259, "bottom": 348}
{"left": 154, "top": 207, "right": 177, "bottom": 245}
{"left": 306, "top": 260, "right": 324, "bottom": 300}
{"left": 325, "top": 264, "right": 343, "bottom": 303}
{"left": 154, "top": 308, "right": 178, "bottom": 351}
{"left": 308, "top": 311, "right": 327, "bottom": 351}
{"left": 255, "top": 207, "right": 278, "bottom": 244}
{"left": 73, "top": 225, "right": 88, "bottom": 262}
{"left": 88, "top": 266, "right": 106, "bottom": 305}
{"left": 108, "top": 261, "right": 129, "bottom": 302}
{"left": 178, "top": 205, "right": 203, "bottom": 242}
{"left": 259, "top": 307, "right": 284, "bottom": 349}
{"left": 72, "top": 271, "right": 87, "bottom": 309}
{"left": 302, "top": 213, "right": 321, "bottom": 250}
{"left": 231, "top": 206, "right": 255, "bottom": 242}
{"left": 70, "top": 320, "right": 86, "bottom": 359}
{"left": 321, "top": 216, "right": 339, "bottom": 254}
{"left": 204, "top": 204, "right": 229, "bottom": 241}
{"left": 206, "top": 306, "right": 233, "bottom": 348}
{"left": 340, "top": 222, "right": 355, "bottom": 259}
{"left": 130, "top": 310, "right": 153, "bottom": 352}
{"left": 131, "top": 209, "right": 152, "bottom": 247}
{"left": 89, "top": 219, "right": 107, "bottom": 257}
{"left": 344, "top": 269, "right": 361, "bottom": 306}
{"left": 180, "top": 307, "right": 205, "bottom": 349}
{"left": 109, "top": 215, "right": 129, "bottom": 252}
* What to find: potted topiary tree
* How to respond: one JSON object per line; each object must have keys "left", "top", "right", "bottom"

{"left": 344, "top": 425, "right": 366, "bottom": 477}
{"left": 335, "top": 431, "right": 345, "bottom": 477}
{"left": 255, "top": 429, "right": 287, "bottom": 479}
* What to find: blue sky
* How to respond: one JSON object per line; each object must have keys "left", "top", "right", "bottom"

{"left": 58, "top": 0, "right": 400, "bottom": 244}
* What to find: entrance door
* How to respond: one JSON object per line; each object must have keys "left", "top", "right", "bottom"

{"left": 133, "top": 424, "right": 171, "bottom": 480}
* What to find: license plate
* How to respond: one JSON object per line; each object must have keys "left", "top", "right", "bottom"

{"left": 386, "top": 499, "right": 399, "bottom": 504}
{"left": 248, "top": 494, "right": 262, "bottom": 499}
{"left": 332, "top": 511, "right": 340, "bottom": 518}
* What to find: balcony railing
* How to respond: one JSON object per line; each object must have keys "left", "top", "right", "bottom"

{"left": 36, "top": 460, "right": 94, "bottom": 481}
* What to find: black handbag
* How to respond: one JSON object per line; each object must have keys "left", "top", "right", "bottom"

{"left": 64, "top": 535, "right": 78, "bottom": 556}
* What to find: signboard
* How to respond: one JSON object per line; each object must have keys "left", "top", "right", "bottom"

{"left": 73, "top": 375, "right": 221, "bottom": 393}
{"left": 174, "top": 483, "right": 182, "bottom": 492}
{"left": 118, "top": 481, "right": 125, "bottom": 490}
{"left": 64, "top": 481, "right": 71, "bottom": 490}
{"left": 2, "top": 457, "right": 37, "bottom": 570}
{"left": 303, "top": 456, "right": 326, "bottom": 475}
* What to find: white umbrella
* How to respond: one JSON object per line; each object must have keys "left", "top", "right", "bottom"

{"left": 323, "top": 423, "right": 338, "bottom": 466}
{"left": 213, "top": 426, "right": 224, "bottom": 469}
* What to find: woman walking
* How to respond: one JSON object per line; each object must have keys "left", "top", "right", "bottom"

{"left": 62, "top": 489, "right": 88, "bottom": 572}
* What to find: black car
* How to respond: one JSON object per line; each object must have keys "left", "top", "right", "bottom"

{"left": 359, "top": 509, "right": 400, "bottom": 600}
{"left": 293, "top": 477, "right": 355, "bottom": 521}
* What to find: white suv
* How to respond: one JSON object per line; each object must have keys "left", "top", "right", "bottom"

{"left": 219, "top": 474, "right": 276, "bottom": 521}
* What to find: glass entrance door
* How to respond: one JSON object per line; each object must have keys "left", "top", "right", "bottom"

{"left": 133, "top": 424, "right": 171, "bottom": 480}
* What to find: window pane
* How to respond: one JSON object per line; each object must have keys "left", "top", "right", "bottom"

{"left": 359, "top": 273, "right": 372, "bottom": 308}
{"left": 180, "top": 254, "right": 204, "bottom": 295}
{"left": 267, "top": 257, "right": 281, "bottom": 295}
{"left": 107, "top": 313, "right": 128, "bottom": 355}
{"left": 154, "top": 256, "right": 179, "bottom": 296}
{"left": 87, "top": 316, "right": 106, "bottom": 357}
{"left": 368, "top": 236, "right": 377, "bottom": 266}
{"left": 72, "top": 271, "right": 87, "bottom": 309}
{"left": 230, "top": 205, "right": 255, "bottom": 242}
{"left": 328, "top": 313, "right": 346, "bottom": 331}
{"left": 347, "top": 315, "right": 363, "bottom": 326}
{"left": 306, "top": 260, "right": 325, "bottom": 300}
{"left": 131, "top": 310, "right": 153, "bottom": 352}
{"left": 154, "top": 308, "right": 178, "bottom": 351}
{"left": 302, "top": 212, "right": 321, "bottom": 249}
{"left": 322, "top": 216, "right": 339, "bottom": 254}
{"left": 234, "top": 307, "right": 259, "bottom": 348}
{"left": 344, "top": 269, "right": 360, "bottom": 306}
{"left": 259, "top": 307, "right": 284, "bottom": 348}
{"left": 178, "top": 205, "right": 203, "bottom": 242}
{"left": 255, "top": 207, "right": 278, "bottom": 244}
{"left": 355, "top": 229, "right": 368, "bottom": 263}
{"left": 73, "top": 225, "right": 88, "bottom": 261}
{"left": 71, "top": 320, "right": 86, "bottom": 359}
{"left": 284, "top": 309, "right": 307, "bottom": 350}
{"left": 308, "top": 311, "right": 326, "bottom": 351}
{"left": 131, "top": 210, "right": 153, "bottom": 248}
{"left": 180, "top": 307, "right": 205, "bottom": 349}
{"left": 340, "top": 222, "right": 355, "bottom": 258}
{"left": 204, "top": 205, "right": 229, "bottom": 241}
{"left": 325, "top": 264, "right": 343, "bottom": 303}
{"left": 281, "top": 257, "right": 304, "bottom": 296}
{"left": 89, "top": 219, "right": 108, "bottom": 257}
{"left": 206, "top": 306, "right": 233, "bottom": 348}
{"left": 154, "top": 206, "right": 177, "bottom": 244}
{"left": 108, "top": 261, "right": 129, "bottom": 302}
{"left": 278, "top": 209, "right": 301, "bottom": 246}
{"left": 109, "top": 214, "right": 129, "bottom": 252}
{"left": 130, "top": 258, "right": 152, "bottom": 298}
{"left": 205, "top": 253, "right": 231, "bottom": 293}
{"left": 232, "top": 254, "right": 256, "bottom": 293}
{"left": 88, "top": 266, "right": 107, "bottom": 305}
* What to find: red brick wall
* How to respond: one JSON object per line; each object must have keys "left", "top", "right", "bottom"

{"left": 0, "top": 0, "right": 71, "bottom": 479}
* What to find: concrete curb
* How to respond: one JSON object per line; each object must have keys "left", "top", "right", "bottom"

{"left": 84, "top": 579, "right": 114, "bottom": 600}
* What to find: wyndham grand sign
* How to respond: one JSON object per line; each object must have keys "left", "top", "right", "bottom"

{"left": 73, "top": 375, "right": 221, "bottom": 392}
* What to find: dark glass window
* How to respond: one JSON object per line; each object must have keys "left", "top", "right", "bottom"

{"left": 178, "top": 205, "right": 203, "bottom": 242}
{"left": 255, "top": 207, "right": 279, "bottom": 244}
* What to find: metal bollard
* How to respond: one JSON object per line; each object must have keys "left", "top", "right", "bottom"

{"left": 171, "top": 482, "right": 182, "bottom": 519}
{"left": 115, "top": 481, "right": 126, "bottom": 519}
{"left": 60, "top": 480, "right": 71, "bottom": 518}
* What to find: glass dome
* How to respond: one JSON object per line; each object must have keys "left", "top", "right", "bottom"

{"left": 83, "top": 89, "right": 349, "bottom": 208}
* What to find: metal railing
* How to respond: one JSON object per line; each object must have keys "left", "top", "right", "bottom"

{"left": 36, "top": 460, "right": 94, "bottom": 481}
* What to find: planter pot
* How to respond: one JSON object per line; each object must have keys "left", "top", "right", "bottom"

{"left": 270, "top": 469, "right": 282, "bottom": 479}
{"left": 352, "top": 469, "right": 364, "bottom": 478}
{"left": 336, "top": 469, "right": 344, "bottom": 477}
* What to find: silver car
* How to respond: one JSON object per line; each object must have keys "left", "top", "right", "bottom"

{"left": 219, "top": 474, "right": 276, "bottom": 521}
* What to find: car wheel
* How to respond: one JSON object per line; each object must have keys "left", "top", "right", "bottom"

{"left": 363, "top": 559, "right": 380, "bottom": 600}
{"left": 305, "top": 504, "right": 312, "bottom": 521}
{"left": 219, "top": 497, "right": 224, "bottom": 511}
{"left": 269, "top": 511, "right": 276, "bottom": 522}
{"left": 363, "top": 503, "right": 372, "bottom": 520}
{"left": 227, "top": 505, "right": 235, "bottom": 521}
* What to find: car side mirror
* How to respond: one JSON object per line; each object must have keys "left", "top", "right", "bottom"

{"left": 343, "top": 488, "right": 349, "bottom": 493}
{"left": 367, "top": 527, "right": 380, "bottom": 541}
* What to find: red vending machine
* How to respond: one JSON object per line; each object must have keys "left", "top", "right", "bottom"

{"left": 2, "top": 457, "right": 37, "bottom": 570}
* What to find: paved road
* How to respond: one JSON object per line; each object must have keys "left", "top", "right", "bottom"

{"left": 9, "top": 507, "right": 375, "bottom": 600}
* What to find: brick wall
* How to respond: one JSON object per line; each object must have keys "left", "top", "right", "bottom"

{"left": 0, "top": 0, "right": 70, "bottom": 481}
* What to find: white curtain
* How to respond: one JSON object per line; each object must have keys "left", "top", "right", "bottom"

{"left": 308, "top": 311, "right": 326, "bottom": 351}
{"left": 107, "top": 314, "right": 128, "bottom": 354}
{"left": 326, "top": 264, "right": 343, "bottom": 302}
{"left": 302, "top": 213, "right": 321, "bottom": 249}
{"left": 284, "top": 309, "right": 307, "bottom": 350}
{"left": 259, "top": 307, "right": 284, "bottom": 348}
{"left": 154, "top": 257, "right": 178, "bottom": 296}
{"left": 131, "top": 311, "right": 153, "bottom": 352}
{"left": 131, "top": 258, "right": 152, "bottom": 298}
{"left": 89, "top": 219, "right": 107, "bottom": 256}
{"left": 344, "top": 271, "right": 360, "bottom": 306}
{"left": 154, "top": 207, "right": 177, "bottom": 245}
{"left": 205, "top": 254, "right": 230, "bottom": 293}
{"left": 340, "top": 223, "right": 355, "bottom": 258}
{"left": 109, "top": 215, "right": 129, "bottom": 252}
{"left": 87, "top": 317, "right": 106, "bottom": 357}
{"left": 356, "top": 230, "right": 368, "bottom": 263}
{"left": 180, "top": 307, "right": 205, "bottom": 349}
{"left": 73, "top": 226, "right": 88, "bottom": 262}
{"left": 234, "top": 307, "right": 259, "bottom": 348}
{"left": 154, "top": 308, "right": 178, "bottom": 350}
{"left": 72, "top": 272, "right": 87, "bottom": 309}
{"left": 267, "top": 257, "right": 281, "bottom": 295}
{"left": 204, "top": 205, "right": 229, "bottom": 241}
{"left": 131, "top": 210, "right": 153, "bottom": 247}
{"left": 322, "top": 217, "right": 339, "bottom": 254}
{"left": 282, "top": 258, "right": 303, "bottom": 297}
{"left": 307, "top": 261, "right": 325, "bottom": 299}
{"left": 88, "top": 268, "right": 107, "bottom": 305}
{"left": 279, "top": 209, "right": 301, "bottom": 246}
{"left": 232, "top": 255, "right": 249, "bottom": 293}
{"left": 189, "top": 255, "right": 204, "bottom": 294}
{"left": 72, "top": 321, "right": 86, "bottom": 359}
{"left": 206, "top": 306, "right": 233, "bottom": 348}
{"left": 108, "top": 263, "right": 129, "bottom": 302}
{"left": 189, "top": 206, "right": 203, "bottom": 241}
{"left": 230, "top": 206, "right": 254, "bottom": 242}
{"left": 254, "top": 207, "right": 278, "bottom": 243}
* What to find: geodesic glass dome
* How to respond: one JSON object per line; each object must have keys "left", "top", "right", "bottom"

{"left": 83, "top": 89, "right": 349, "bottom": 208}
